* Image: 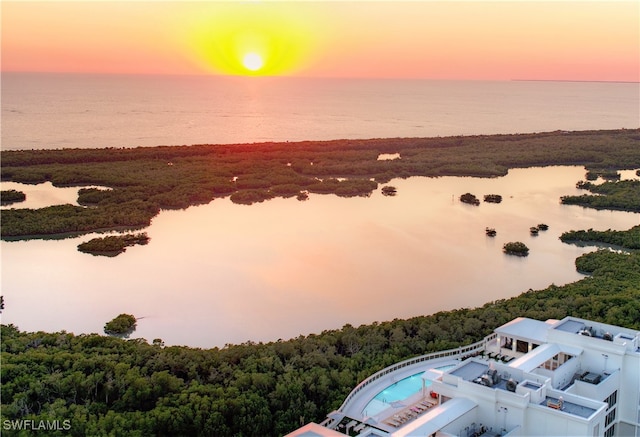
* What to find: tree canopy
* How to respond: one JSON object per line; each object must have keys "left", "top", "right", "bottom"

{"left": 104, "top": 314, "right": 137, "bottom": 337}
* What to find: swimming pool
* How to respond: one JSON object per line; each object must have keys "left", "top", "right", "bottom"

{"left": 362, "top": 364, "right": 456, "bottom": 417}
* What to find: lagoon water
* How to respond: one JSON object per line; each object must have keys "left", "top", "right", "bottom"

{"left": 1, "top": 73, "right": 639, "bottom": 347}
{"left": 1, "top": 167, "right": 638, "bottom": 347}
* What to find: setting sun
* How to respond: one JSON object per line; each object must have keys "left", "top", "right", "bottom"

{"left": 183, "top": 3, "right": 326, "bottom": 77}
{"left": 242, "top": 52, "right": 264, "bottom": 72}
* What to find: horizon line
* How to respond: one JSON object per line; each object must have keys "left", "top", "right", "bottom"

{"left": 2, "top": 70, "right": 638, "bottom": 84}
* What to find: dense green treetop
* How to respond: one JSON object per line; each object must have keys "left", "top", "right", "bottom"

{"left": 104, "top": 314, "right": 137, "bottom": 337}
{"left": 503, "top": 241, "right": 529, "bottom": 256}
{"left": 2, "top": 129, "right": 639, "bottom": 240}
{"left": 77, "top": 233, "right": 150, "bottom": 256}
{"left": 562, "top": 179, "right": 640, "bottom": 212}
{"left": 561, "top": 225, "right": 640, "bottom": 250}
{"left": 1, "top": 189, "right": 26, "bottom": 205}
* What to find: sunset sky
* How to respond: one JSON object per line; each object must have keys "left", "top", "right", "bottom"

{"left": 1, "top": 1, "right": 638, "bottom": 81}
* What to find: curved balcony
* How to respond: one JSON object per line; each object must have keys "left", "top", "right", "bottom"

{"left": 328, "top": 332, "right": 497, "bottom": 426}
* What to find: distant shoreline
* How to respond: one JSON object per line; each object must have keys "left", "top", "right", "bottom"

{"left": 512, "top": 79, "right": 640, "bottom": 84}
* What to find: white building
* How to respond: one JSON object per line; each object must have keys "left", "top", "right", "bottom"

{"left": 286, "top": 316, "right": 640, "bottom": 437}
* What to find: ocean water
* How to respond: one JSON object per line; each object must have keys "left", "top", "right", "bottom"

{"left": 2, "top": 73, "right": 638, "bottom": 150}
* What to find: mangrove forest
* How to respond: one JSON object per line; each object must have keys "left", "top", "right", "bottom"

{"left": 2, "top": 129, "right": 639, "bottom": 243}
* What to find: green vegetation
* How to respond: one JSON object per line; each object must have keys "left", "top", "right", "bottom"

{"left": 0, "top": 203, "right": 157, "bottom": 238}
{"left": 460, "top": 192, "right": 480, "bottom": 205}
{"left": 381, "top": 186, "right": 397, "bottom": 196}
{"left": 560, "top": 225, "right": 640, "bottom": 250}
{"left": 229, "top": 189, "right": 275, "bottom": 205}
{"left": 483, "top": 194, "right": 502, "bottom": 203}
{"left": 1, "top": 245, "right": 639, "bottom": 436}
{"left": 77, "top": 233, "right": 150, "bottom": 256}
{"left": 562, "top": 179, "right": 640, "bottom": 212}
{"left": 0, "top": 189, "right": 26, "bottom": 205}
{"left": 104, "top": 314, "right": 137, "bottom": 337}
{"left": 585, "top": 168, "right": 620, "bottom": 181}
{"left": 1, "top": 129, "right": 639, "bottom": 241}
{"left": 503, "top": 241, "right": 529, "bottom": 256}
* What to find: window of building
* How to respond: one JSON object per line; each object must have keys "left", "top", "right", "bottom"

{"left": 604, "top": 391, "right": 617, "bottom": 409}
{"left": 605, "top": 409, "right": 616, "bottom": 427}
{"left": 604, "top": 424, "right": 616, "bottom": 437}
{"left": 516, "top": 340, "right": 528, "bottom": 353}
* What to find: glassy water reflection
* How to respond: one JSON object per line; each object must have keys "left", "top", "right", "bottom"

{"left": 1, "top": 166, "right": 638, "bottom": 347}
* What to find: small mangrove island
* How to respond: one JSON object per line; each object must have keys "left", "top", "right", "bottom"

{"left": 103, "top": 313, "right": 137, "bottom": 337}
{"left": 0, "top": 189, "right": 26, "bottom": 205}
{"left": 381, "top": 185, "right": 397, "bottom": 196}
{"left": 483, "top": 194, "right": 502, "bottom": 203}
{"left": 77, "top": 233, "right": 150, "bottom": 257}
{"left": 460, "top": 192, "right": 480, "bottom": 205}
{"left": 503, "top": 241, "right": 530, "bottom": 256}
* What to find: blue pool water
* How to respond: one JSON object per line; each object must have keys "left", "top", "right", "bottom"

{"left": 362, "top": 364, "right": 456, "bottom": 417}
{"left": 376, "top": 372, "right": 429, "bottom": 404}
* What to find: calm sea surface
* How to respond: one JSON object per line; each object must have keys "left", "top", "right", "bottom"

{"left": 1, "top": 73, "right": 639, "bottom": 347}
{"left": 2, "top": 73, "right": 638, "bottom": 149}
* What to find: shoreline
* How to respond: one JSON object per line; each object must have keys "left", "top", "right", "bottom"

{"left": 1, "top": 127, "right": 639, "bottom": 153}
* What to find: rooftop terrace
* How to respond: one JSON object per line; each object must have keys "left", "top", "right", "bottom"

{"left": 541, "top": 396, "right": 597, "bottom": 419}
{"left": 450, "top": 361, "right": 489, "bottom": 382}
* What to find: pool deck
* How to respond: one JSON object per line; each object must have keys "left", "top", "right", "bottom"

{"left": 340, "top": 357, "right": 460, "bottom": 422}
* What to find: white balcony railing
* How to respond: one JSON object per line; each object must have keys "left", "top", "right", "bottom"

{"left": 338, "top": 333, "right": 497, "bottom": 412}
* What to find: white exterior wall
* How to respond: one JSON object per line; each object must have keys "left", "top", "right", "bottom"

{"left": 617, "top": 421, "right": 639, "bottom": 437}
{"left": 552, "top": 357, "right": 580, "bottom": 389}
{"left": 619, "top": 353, "right": 640, "bottom": 436}
{"left": 523, "top": 405, "right": 590, "bottom": 436}
{"left": 570, "top": 370, "right": 619, "bottom": 401}
{"left": 440, "top": 410, "right": 478, "bottom": 436}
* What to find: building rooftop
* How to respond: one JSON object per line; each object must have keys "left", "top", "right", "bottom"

{"left": 552, "top": 317, "right": 640, "bottom": 342}
{"left": 495, "top": 317, "right": 552, "bottom": 344}
{"left": 449, "top": 361, "right": 488, "bottom": 382}
{"left": 541, "top": 397, "right": 597, "bottom": 419}
{"left": 554, "top": 319, "right": 585, "bottom": 334}
{"left": 509, "top": 342, "right": 582, "bottom": 372}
